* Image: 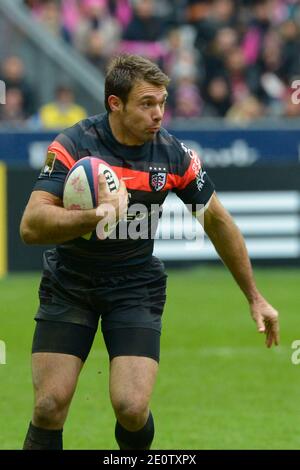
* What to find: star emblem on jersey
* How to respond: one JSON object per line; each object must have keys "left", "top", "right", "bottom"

{"left": 149, "top": 167, "right": 167, "bottom": 192}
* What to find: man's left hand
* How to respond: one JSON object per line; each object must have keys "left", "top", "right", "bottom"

{"left": 250, "top": 297, "right": 280, "bottom": 348}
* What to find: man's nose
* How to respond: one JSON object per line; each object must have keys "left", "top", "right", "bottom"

{"left": 153, "top": 104, "right": 163, "bottom": 121}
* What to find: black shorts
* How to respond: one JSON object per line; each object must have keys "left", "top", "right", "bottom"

{"left": 32, "top": 250, "right": 167, "bottom": 362}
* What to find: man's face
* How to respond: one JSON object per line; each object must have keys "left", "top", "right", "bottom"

{"left": 117, "top": 80, "right": 168, "bottom": 145}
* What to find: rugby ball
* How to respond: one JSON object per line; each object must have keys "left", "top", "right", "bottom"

{"left": 63, "top": 156, "right": 119, "bottom": 239}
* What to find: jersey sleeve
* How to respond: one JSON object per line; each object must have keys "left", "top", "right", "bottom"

{"left": 172, "top": 142, "right": 215, "bottom": 212}
{"left": 33, "top": 128, "right": 79, "bottom": 198}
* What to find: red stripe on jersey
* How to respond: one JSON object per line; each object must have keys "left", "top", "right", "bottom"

{"left": 169, "top": 150, "right": 202, "bottom": 190}
{"left": 109, "top": 156, "right": 203, "bottom": 192}
{"left": 109, "top": 167, "right": 147, "bottom": 191}
{"left": 48, "top": 140, "right": 76, "bottom": 170}
{"left": 110, "top": 166, "right": 176, "bottom": 192}
{"left": 112, "top": 167, "right": 149, "bottom": 191}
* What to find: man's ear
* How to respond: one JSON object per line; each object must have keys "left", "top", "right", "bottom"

{"left": 108, "top": 95, "right": 123, "bottom": 112}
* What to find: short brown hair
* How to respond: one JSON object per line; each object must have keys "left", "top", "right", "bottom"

{"left": 105, "top": 54, "right": 170, "bottom": 112}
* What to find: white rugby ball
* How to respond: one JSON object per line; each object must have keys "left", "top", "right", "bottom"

{"left": 63, "top": 156, "right": 120, "bottom": 239}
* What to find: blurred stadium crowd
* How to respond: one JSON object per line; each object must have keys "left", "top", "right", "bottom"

{"left": 1, "top": 0, "right": 300, "bottom": 129}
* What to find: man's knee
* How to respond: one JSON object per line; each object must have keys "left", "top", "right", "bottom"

{"left": 33, "top": 393, "right": 70, "bottom": 428}
{"left": 112, "top": 397, "right": 149, "bottom": 431}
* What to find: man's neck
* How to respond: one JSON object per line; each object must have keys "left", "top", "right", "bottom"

{"left": 108, "top": 113, "right": 144, "bottom": 146}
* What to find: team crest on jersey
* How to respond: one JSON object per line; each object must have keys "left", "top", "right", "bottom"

{"left": 149, "top": 169, "right": 167, "bottom": 191}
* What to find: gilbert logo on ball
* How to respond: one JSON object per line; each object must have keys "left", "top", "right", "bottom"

{"left": 101, "top": 166, "right": 118, "bottom": 193}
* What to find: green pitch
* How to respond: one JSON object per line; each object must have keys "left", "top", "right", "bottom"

{"left": 0, "top": 266, "right": 299, "bottom": 449}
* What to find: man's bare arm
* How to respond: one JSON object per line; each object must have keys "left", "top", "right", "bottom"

{"left": 203, "top": 193, "right": 259, "bottom": 303}
{"left": 20, "top": 190, "right": 102, "bottom": 244}
{"left": 200, "top": 192, "right": 279, "bottom": 347}
{"left": 20, "top": 176, "right": 128, "bottom": 245}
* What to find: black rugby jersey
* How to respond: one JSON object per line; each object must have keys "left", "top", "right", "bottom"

{"left": 34, "top": 113, "right": 215, "bottom": 271}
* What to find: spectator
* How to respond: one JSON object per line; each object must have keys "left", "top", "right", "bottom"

{"left": 173, "top": 75, "right": 203, "bottom": 118}
{"left": 212, "top": 0, "right": 236, "bottom": 28}
{"left": 84, "top": 30, "right": 108, "bottom": 72}
{"left": 74, "top": 0, "right": 120, "bottom": 57}
{"left": 122, "top": 0, "right": 167, "bottom": 42}
{"left": 193, "top": 0, "right": 236, "bottom": 54}
{"left": 164, "top": 26, "right": 200, "bottom": 78}
{"left": 224, "top": 46, "right": 251, "bottom": 102}
{"left": 242, "top": 0, "right": 273, "bottom": 65}
{"left": 185, "top": 0, "right": 212, "bottom": 25}
{"left": 243, "top": 28, "right": 289, "bottom": 115}
{"left": 61, "top": 0, "right": 82, "bottom": 36}
{"left": 37, "top": 0, "right": 72, "bottom": 42}
{"left": 202, "top": 75, "right": 232, "bottom": 117}
{"left": 0, "top": 56, "right": 36, "bottom": 117}
{"left": 0, "top": 88, "right": 27, "bottom": 128}
{"left": 202, "top": 27, "right": 239, "bottom": 81}
{"left": 37, "top": 85, "right": 87, "bottom": 129}
{"left": 120, "top": 0, "right": 168, "bottom": 62}
{"left": 280, "top": 19, "right": 300, "bottom": 79}
{"left": 226, "top": 95, "right": 266, "bottom": 123}
{"left": 107, "top": 0, "right": 132, "bottom": 29}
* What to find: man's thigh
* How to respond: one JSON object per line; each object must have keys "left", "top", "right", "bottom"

{"left": 109, "top": 356, "right": 159, "bottom": 409}
{"left": 32, "top": 351, "right": 83, "bottom": 396}
{"left": 100, "top": 257, "right": 167, "bottom": 362}
{"left": 31, "top": 321, "right": 96, "bottom": 404}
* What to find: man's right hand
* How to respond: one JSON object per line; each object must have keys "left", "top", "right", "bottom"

{"left": 96, "top": 174, "right": 128, "bottom": 221}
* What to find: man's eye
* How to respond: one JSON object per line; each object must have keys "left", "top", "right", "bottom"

{"left": 142, "top": 103, "right": 151, "bottom": 108}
